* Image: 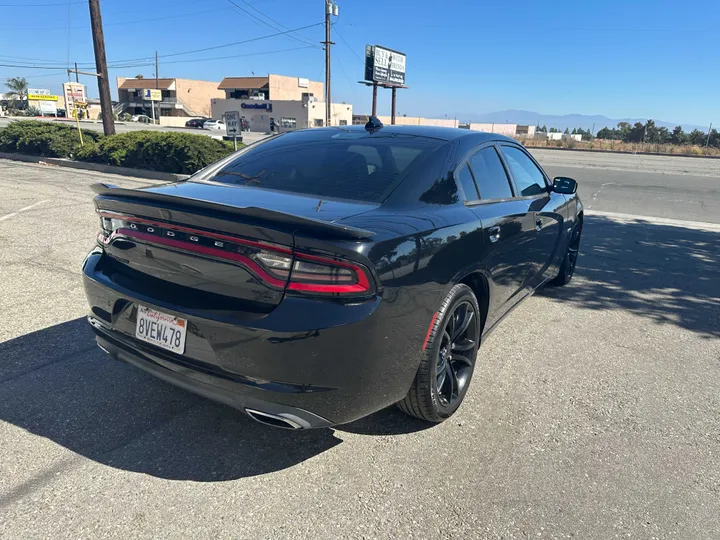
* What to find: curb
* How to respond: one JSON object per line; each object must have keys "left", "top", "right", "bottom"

{"left": 0, "top": 152, "right": 188, "bottom": 181}
{"left": 523, "top": 144, "right": 720, "bottom": 160}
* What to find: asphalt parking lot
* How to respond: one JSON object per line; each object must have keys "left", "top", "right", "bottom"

{"left": 1, "top": 153, "right": 719, "bottom": 539}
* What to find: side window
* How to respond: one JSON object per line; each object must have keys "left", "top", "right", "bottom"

{"left": 500, "top": 146, "right": 547, "bottom": 197}
{"left": 468, "top": 147, "right": 514, "bottom": 200}
{"left": 455, "top": 164, "right": 479, "bottom": 200}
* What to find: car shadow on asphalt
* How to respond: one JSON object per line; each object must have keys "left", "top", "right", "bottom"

{"left": 538, "top": 214, "right": 720, "bottom": 339}
{"left": 0, "top": 318, "right": 343, "bottom": 483}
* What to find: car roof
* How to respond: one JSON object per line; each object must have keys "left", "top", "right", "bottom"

{"left": 320, "top": 124, "right": 518, "bottom": 143}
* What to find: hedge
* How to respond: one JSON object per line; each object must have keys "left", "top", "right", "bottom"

{"left": 76, "top": 131, "right": 236, "bottom": 174}
{"left": 0, "top": 120, "right": 239, "bottom": 175}
{"left": 0, "top": 120, "right": 101, "bottom": 158}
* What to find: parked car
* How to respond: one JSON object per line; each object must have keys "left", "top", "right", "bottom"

{"left": 185, "top": 118, "right": 208, "bottom": 128}
{"left": 131, "top": 114, "right": 152, "bottom": 123}
{"left": 56, "top": 108, "right": 67, "bottom": 118}
{"left": 203, "top": 119, "right": 225, "bottom": 131}
{"left": 83, "top": 121, "right": 583, "bottom": 429}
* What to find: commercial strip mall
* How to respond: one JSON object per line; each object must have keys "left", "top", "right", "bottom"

{"left": 4, "top": 71, "right": 534, "bottom": 137}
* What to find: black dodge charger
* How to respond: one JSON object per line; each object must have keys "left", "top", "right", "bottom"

{"left": 83, "top": 122, "right": 583, "bottom": 429}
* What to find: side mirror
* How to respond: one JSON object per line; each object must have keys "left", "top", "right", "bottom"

{"left": 553, "top": 176, "right": 578, "bottom": 194}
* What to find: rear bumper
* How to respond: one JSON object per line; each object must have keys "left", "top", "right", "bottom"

{"left": 91, "top": 321, "right": 332, "bottom": 429}
{"left": 82, "top": 251, "right": 427, "bottom": 427}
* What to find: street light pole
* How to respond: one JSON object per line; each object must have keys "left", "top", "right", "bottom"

{"left": 88, "top": 0, "right": 115, "bottom": 135}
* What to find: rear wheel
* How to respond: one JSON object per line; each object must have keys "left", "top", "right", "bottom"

{"left": 550, "top": 220, "right": 582, "bottom": 286}
{"left": 398, "top": 284, "right": 481, "bottom": 423}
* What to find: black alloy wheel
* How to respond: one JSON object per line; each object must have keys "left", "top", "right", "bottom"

{"left": 435, "top": 301, "right": 478, "bottom": 407}
{"left": 550, "top": 220, "right": 582, "bottom": 286}
{"left": 398, "top": 284, "right": 481, "bottom": 422}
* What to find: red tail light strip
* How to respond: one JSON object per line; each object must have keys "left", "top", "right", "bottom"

{"left": 98, "top": 211, "right": 292, "bottom": 255}
{"left": 98, "top": 213, "right": 373, "bottom": 295}
{"left": 108, "top": 228, "right": 287, "bottom": 288}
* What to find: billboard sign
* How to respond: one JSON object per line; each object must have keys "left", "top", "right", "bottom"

{"left": 28, "top": 93, "right": 59, "bottom": 101}
{"left": 225, "top": 110, "right": 240, "bottom": 136}
{"left": 62, "top": 82, "right": 86, "bottom": 115}
{"left": 143, "top": 89, "right": 162, "bottom": 101}
{"left": 364, "top": 45, "right": 406, "bottom": 85}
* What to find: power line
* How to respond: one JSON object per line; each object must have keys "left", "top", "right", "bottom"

{"left": 224, "top": 0, "right": 319, "bottom": 49}
{"left": 1, "top": 22, "right": 325, "bottom": 69}
{"left": 106, "top": 45, "right": 317, "bottom": 69}
{"left": 0, "top": 0, "right": 82, "bottom": 5}
{"left": 109, "top": 22, "right": 324, "bottom": 64}
{"left": 333, "top": 26, "right": 363, "bottom": 63}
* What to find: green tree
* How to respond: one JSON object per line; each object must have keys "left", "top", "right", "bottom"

{"left": 571, "top": 128, "right": 577, "bottom": 135}
{"left": 549, "top": 127, "right": 559, "bottom": 133}
{"left": 670, "top": 126, "right": 687, "bottom": 145}
{"left": 688, "top": 129, "right": 706, "bottom": 145}
{"left": 5, "top": 76, "right": 28, "bottom": 110}
{"left": 616, "top": 122, "right": 631, "bottom": 142}
{"left": 644, "top": 119, "right": 660, "bottom": 143}
{"left": 657, "top": 126, "right": 670, "bottom": 144}
{"left": 627, "top": 122, "right": 645, "bottom": 143}
{"left": 596, "top": 127, "right": 613, "bottom": 139}
{"left": 541, "top": 124, "right": 547, "bottom": 132}
{"left": 135, "top": 74, "right": 144, "bottom": 79}
{"left": 563, "top": 127, "right": 570, "bottom": 135}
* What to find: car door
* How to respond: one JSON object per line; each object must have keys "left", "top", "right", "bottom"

{"left": 498, "top": 144, "right": 566, "bottom": 287}
{"left": 459, "top": 145, "right": 535, "bottom": 328}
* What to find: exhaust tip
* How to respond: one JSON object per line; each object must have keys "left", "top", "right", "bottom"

{"left": 245, "top": 408, "right": 306, "bottom": 430}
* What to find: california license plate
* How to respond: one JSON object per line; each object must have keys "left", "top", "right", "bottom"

{"left": 135, "top": 305, "right": 187, "bottom": 354}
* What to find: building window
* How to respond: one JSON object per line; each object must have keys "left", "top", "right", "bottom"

{"left": 314, "top": 119, "right": 324, "bottom": 127}
{"left": 339, "top": 120, "right": 348, "bottom": 126}
{"left": 280, "top": 117, "right": 297, "bottom": 129}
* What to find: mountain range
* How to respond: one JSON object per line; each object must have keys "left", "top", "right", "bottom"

{"left": 457, "top": 109, "right": 705, "bottom": 132}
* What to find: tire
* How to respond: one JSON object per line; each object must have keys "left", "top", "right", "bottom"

{"left": 398, "top": 284, "right": 481, "bottom": 423}
{"left": 549, "top": 219, "right": 582, "bottom": 287}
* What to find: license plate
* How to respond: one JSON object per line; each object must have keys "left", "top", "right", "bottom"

{"left": 135, "top": 305, "right": 187, "bottom": 354}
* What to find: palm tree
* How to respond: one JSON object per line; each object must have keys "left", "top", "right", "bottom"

{"left": 5, "top": 77, "right": 29, "bottom": 109}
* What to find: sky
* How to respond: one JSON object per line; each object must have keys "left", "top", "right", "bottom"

{"left": 1, "top": 0, "right": 718, "bottom": 126}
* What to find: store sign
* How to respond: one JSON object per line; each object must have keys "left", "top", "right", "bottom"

{"left": 28, "top": 94, "right": 59, "bottom": 101}
{"left": 364, "top": 45, "right": 406, "bottom": 85}
{"left": 143, "top": 89, "right": 162, "bottom": 101}
{"left": 62, "top": 82, "right": 86, "bottom": 114}
{"left": 28, "top": 88, "right": 51, "bottom": 95}
{"left": 298, "top": 77, "right": 309, "bottom": 88}
{"left": 241, "top": 102, "right": 272, "bottom": 112}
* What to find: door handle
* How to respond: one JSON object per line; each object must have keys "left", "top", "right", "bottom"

{"left": 488, "top": 225, "right": 501, "bottom": 243}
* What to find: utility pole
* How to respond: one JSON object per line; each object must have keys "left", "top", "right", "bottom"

{"left": 706, "top": 122, "right": 713, "bottom": 148}
{"left": 88, "top": 0, "right": 115, "bottom": 135}
{"left": 74, "top": 62, "right": 79, "bottom": 83}
{"left": 323, "top": 0, "right": 337, "bottom": 127}
{"left": 155, "top": 50, "right": 159, "bottom": 125}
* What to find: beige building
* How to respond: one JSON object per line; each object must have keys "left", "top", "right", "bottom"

{"left": 116, "top": 77, "right": 224, "bottom": 124}
{"left": 212, "top": 74, "right": 351, "bottom": 132}
{"left": 211, "top": 97, "right": 352, "bottom": 132}
{"left": 218, "top": 74, "right": 324, "bottom": 102}
{"left": 468, "top": 123, "right": 536, "bottom": 137}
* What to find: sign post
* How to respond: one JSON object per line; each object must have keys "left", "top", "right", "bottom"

{"left": 143, "top": 89, "right": 161, "bottom": 125}
{"left": 225, "top": 110, "right": 240, "bottom": 151}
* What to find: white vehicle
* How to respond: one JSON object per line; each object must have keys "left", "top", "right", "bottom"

{"left": 203, "top": 119, "right": 225, "bottom": 131}
{"left": 131, "top": 114, "right": 152, "bottom": 123}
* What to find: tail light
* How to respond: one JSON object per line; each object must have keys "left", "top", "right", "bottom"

{"left": 253, "top": 249, "right": 372, "bottom": 295}
{"left": 97, "top": 212, "right": 374, "bottom": 297}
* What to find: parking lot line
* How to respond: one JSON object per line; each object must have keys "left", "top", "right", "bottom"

{"left": 0, "top": 200, "right": 49, "bottom": 222}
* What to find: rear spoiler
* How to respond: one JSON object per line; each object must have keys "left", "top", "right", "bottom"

{"left": 91, "top": 183, "right": 376, "bottom": 240}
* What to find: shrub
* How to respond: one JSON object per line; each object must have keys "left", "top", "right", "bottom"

{"left": 0, "top": 120, "right": 101, "bottom": 158}
{"left": 76, "top": 131, "right": 236, "bottom": 174}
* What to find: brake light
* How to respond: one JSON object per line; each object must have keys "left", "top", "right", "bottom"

{"left": 97, "top": 212, "right": 374, "bottom": 297}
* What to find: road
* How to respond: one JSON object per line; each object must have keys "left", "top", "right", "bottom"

{"left": 1, "top": 155, "right": 719, "bottom": 539}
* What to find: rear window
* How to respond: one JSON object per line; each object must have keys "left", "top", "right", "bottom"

{"left": 208, "top": 130, "right": 447, "bottom": 202}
